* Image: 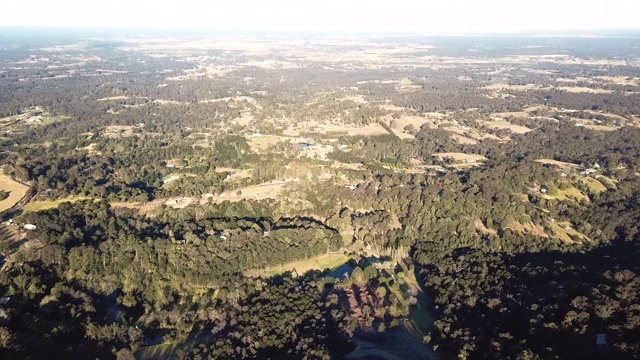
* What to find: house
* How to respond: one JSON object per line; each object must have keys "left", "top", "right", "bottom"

{"left": 561, "top": 173, "right": 567, "bottom": 177}
{"left": 540, "top": 186, "right": 548, "bottom": 193}
{"left": 596, "top": 334, "right": 608, "bottom": 346}
{"left": 345, "top": 184, "right": 358, "bottom": 190}
{"left": 0, "top": 297, "right": 9, "bottom": 306}
{"left": 23, "top": 224, "right": 36, "bottom": 230}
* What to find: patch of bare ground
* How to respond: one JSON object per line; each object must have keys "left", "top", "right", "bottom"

{"left": 433, "top": 153, "right": 487, "bottom": 162}
{"left": 102, "top": 125, "right": 138, "bottom": 137}
{"left": 483, "top": 84, "right": 613, "bottom": 94}
{"left": 506, "top": 221, "right": 549, "bottom": 237}
{"left": 330, "top": 161, "right": 364, "bottom": 170}
{"left": 583, "top": 125, "right": 618, "bottom": 131}
{"left": 450, "top": 133, "right": 477, "bottom": 144}
{"left": 386, "top": 115, "right": 432, "bottom": 135}
{"left": 558, "top": 86, "right": 613, "bottom": 94}
{"left": 96, "top": 95, "right": 130, "bottom": 101}
{"left": 595, "top": 76, "right": 639, "bottom": 86}
{"left": 0, "top": 174, "right": 30, "bottom": 213}
{"left": 163, "top": 197, "right": 194, "bottom": 209}
{"left": 214, "top": 167, "right": 253, "bottom": 179}
{"left": 483, "top": 120, "right": 532, "bottom": 134}
{"left": 247, "top": 135, "right": 308, "bottom": 152}
{"left": 110, "top": 200, "right": 165, "bottom": 215}
{"left": 491, "top": 111, "right": 530, "bottom": 118}
{"left": 474, "top": 219, "right": 497, "bottom": 236}
{"left": 201, "top": 180, "right": 297, "bottom": 204}
{"left": 535, "top": 159, "right": 580, "bottom": 169}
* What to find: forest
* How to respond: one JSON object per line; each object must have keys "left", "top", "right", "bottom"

{"left": 0, "top": 31, "right": 640, "bottom": 360}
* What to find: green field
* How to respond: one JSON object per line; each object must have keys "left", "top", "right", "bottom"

{"left": 580, "top": 176, "right": 607, "bottom": 193}
{"left": 404, "top": 267, "right": 435, "bottom": 335}
{"left": 22, "top": 196, "right": 90, "bottom": 212}
{"left": 550, "top": 222, "right": 589, "bottom": 243}
{"left": 245, "top": 252, "right": 350, "bottom": 278}
{"left": 541, "top": 185, "right": 586, "bottom": 202}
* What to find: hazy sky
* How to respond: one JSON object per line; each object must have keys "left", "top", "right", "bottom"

{"left": 3, "top": 0, "right": 640, "bottom": 33}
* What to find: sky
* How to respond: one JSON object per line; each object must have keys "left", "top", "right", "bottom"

{"left": 2, "top": 0, "right": 640, "bottom": 34}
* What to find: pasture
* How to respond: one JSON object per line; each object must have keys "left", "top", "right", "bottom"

{"left": 0, "top": 175, "right": 29, "bottom": 212}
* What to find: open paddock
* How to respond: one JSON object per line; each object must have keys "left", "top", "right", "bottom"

{"left": 245, "top": 253, "right": 350, "bottom": 278}
{"left": 215, "top": 167, "right": 253, "bottom": 179}
{"left": 535, "top": 159, "right": 580, "bottom": 169}
{"left": 583, "top": 124, "right": 618, "bottom": 131}
{"left": 579, "top": 177, "right": 607, "bottom": 193}
{"left": 433, "top": 153, "right": 487, "bottom": 162}
{"left": 201, "top": 180, "right": 297, "bottom": 204}
{"left": 540, "top": 185, "right": 587, "bottom": 202}
{"left": 0, "top": 175, "right": 30, "bottom": 212}
{"left": 110, "top": 200, "right": 165, "bottom": 215}
{"left": 22, "top": 196, "right": 90, "bottom": 212}
{"left": 164, "top": 197, "right": 194, "bottom": 208}
{"left": 483, "top": 120, "right": 532, "bottom": 134}
{"left": 450, "top": 133, "right": 478, "bottom": 144}
{"left": 491, "top": 111, "right": 530, "bottom": 118}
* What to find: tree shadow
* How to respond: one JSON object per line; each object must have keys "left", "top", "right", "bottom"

{"left": 423, "top": 240, "right": 640, "bottom": 359}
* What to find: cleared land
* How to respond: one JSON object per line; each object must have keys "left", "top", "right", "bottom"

{"left": 245, "top": 253, "right": 349, "bottom": 278}
{"left": 483, "top": 120, "right": 532, "bottom": 134}
{"left": 506, "top": 221, "right": 549, "bottom": 237}
{"left": 535, "top": 159, "right": 580, "bottom": 169}
{"left": 580, "top": 177, "right": 607, "bottom": 193}
{"left": 0, "top": 175, "right": 30, "bottom": 212}
{"left": 110, "top": 200, "right": 165, "bottom": 215}
{"left": 22, "top": 196, "right": 89, "bottom": 212}
{"left": 550, "top": 222, "right": 589, "bottom": 243}
{"left": 433, "top": 153, "right": 487, "bottom": 162}
{"left": 595, "top": 175, "right": 617, "bottom": 188}
{"left": 583, "top": 124, "right": 618, "bottom": 131}
{"left": 483, "top": 83, "right": 613, "bottom": 94}
{"left": 541, "top": 186, "right": 587, "bottom": 202}
{"left": 202, "top": 180, "right": 297, "bottom": 203}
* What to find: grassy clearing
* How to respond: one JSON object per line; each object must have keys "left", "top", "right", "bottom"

{"left": 541, "top": 186, "right": 587, "bottom": 202}
{"left": 595, "top": 175, "right": 617, "bottom": 189}
{"left": 550, "top": 223, "right": 574, "bottom": 243}
{"left": 0, "top": 175, "right": 30, "bottom": 212}
{"left": 203, "top": 179, "right": 298, "bottom": 204}
{"left": 77, "top": 143, "right": 98, "bottom": 152}
{"left": 580, "top": 177, "right": 607, "bottom": 193}
{"left": 450, "top": 133, "right": 477, "bottom": 144}
{"left": 136, "top": 331, "right": 214, "bottom": 360}
{"left": 247, "top": 135, "right": 304, "bottom": 152}
{"left": 550, "top": 222, "right": 589, "bottom": 244}
{"left": 385, "top": 115, "right": 432, "bottom": 139}
{"left": 583, "top": 125, "right": 618, "bottom": 131}
{"left": 491, "top": 110, "right": 531, "bottom": 118}
{"left": 22, "top": 196, "right": 91, "bottom": 212}
{"left": 484, "top": 120, "right": 532, "bottom": 134}
{"left": 97, "top": 95, "right": 130, "bottom": 101}
{"left": 433, "top": 152, "right": 487, "bottom": 162}
{"left": 506, "top": 221, "right": 549, "bottom": 237}
{"left": 404, "top": 268, "right": 435, "bottom": 334}
{"left": 535, "top": 159, "right": 580, "bottom": 169}
{"left": 245, "top": 253, "right": 349, "bottom": 278}
{"left": 110, "top": 200, "right": 165, "bottom": 215}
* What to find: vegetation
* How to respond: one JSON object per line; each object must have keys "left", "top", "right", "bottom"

{"left": 1, "top": 31, "right": 640, "bottom": 359}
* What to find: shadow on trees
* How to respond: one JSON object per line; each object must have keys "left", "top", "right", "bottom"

{"left": 425, "top": 240, "right": 640, "bottom": 359}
